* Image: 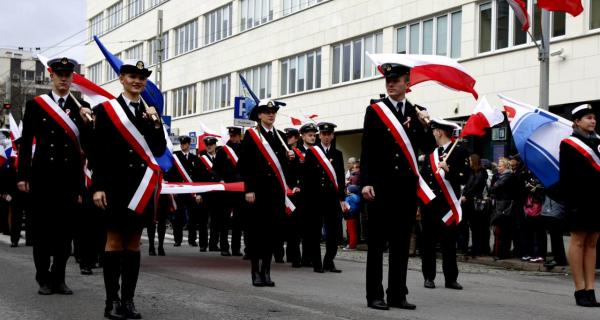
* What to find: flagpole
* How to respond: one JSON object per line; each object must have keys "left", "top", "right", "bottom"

{"left": 539, "top": 9, "right": 551, "bottom": 110}
{"left": 69, "top": 92, "right": 93, "bottom": 122}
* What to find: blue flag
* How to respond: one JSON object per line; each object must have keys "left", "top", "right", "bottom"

{"left": 93, "top": 35, "right": 172, "bottom": 172}
{"left": 500, "top": 94, "right": 572, "bottom": 188}
{"left": 239, "top": 74, "right": 259, "bottom": 117}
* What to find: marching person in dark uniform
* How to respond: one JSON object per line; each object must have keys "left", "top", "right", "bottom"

{"left": 272, "top": 127, "right": 301, "bottom": 264}
{"left": 299, "top": 122, "right": 345, "bottom": 273}
{"left": 559, "top": 104, "right": 600, "bottom": 307}
{"left": 361, "top": 62, "right": 435, "bottom": 310}
{"left": 239, "top": 99, "right": 295, "bottom": 287}
{"left": 91, "top": 59, "right": 166, "bottom": 319}
{"left": 419, "top": 118, "right": 469, "bottom": 290}
{"left": 197, "top": 136, "right": 224, "bottom": 252}
{"left": 296, "top": 123, "right": 318, "bottom": 267}
{"left": 17, "top": 57, "right": 93, "bottom": 295}
{"left": 171, "top": 136, "right": 202, "bottom": 248}
{"left": 213, "top": 126, "right": 245, "bottom": 256}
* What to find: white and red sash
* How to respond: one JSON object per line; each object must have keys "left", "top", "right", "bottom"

{"left": 309, "top": 146, "right": 338, "bottom": 191}
{"left": 293, "top": 147, "right": 305, "bottom": 162}
{"left": 371, "top": 101, "right": 436, "bottom": 204}
{"left": 101, "top": 99, "right": 162, "bottom": 215}
{"left": 161, "top": 181, "right": 245, "bottom": 194}
{"left": 562, "top": 136, "right": 600, "bottom": 173}
{"left": 223, "top": 145, "right": 239, "bottom": 167}
{"left": 173, "top": 153, "right": 193, "bottom": 183}
{"left": 246, "top": 127, "right": 296, "bottom": 214}
{"left": 84, "top": 159, "right": 93, "bottom": 189}
{"left": 34, "top": 94, "right": 81, "bottom": 151}
{"left": 429, "top": 149, "right": 462, "bottom": 225}
{"left": 200, "top": 155, "right": 214, "bottom": 172}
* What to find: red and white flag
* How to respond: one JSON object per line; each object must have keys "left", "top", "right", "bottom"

{"left": 37, "top": 54, "right": 115, "bottom": 105}
{"left": 367, "top": 53, "right": 478, "bottom": 100}
{"left": 508, "top": 0, "right": 530, "bottom": 31}
{"left": 196, "top": 121, "right": 221, "bottom": 152}
{"left": 8, "top": 113, "right": 21, "bottom": 163}
{"left": 461, "top": 97, "right": 505, "bottom": 137}
{"left": 537, "top": 0, "right": 583, "bottom": 17}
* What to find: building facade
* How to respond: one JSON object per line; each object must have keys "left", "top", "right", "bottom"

{"left": 84, "top": 0, "right": 600, "bottom": 160}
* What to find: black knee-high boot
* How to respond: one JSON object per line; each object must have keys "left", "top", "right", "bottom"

{"left": 121, "top": 251, "right": 142, "bottom": 319}
{"left": 251, "top": 258, "right": 264, "bottom": 287}
{"left": 157, "top": 221, "right": 166, "bottom": 256}
{"left": 261, "top": 255, "right": 275, "bottom": 287}
{"left": 103, "top": 251, "right": 124, "bottom": 319}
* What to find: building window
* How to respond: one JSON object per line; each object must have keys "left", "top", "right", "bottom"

{"left": 239, "top": 63, "right": 272, "bottom": 99}
{"left": 162, "top": 92, "right": 168, "bottom": 115}
{"left": 240, "top": 0, "right": 273, "bottom": 32}
{"left": 283, "top": 0, "right": 324, "bottom": 15}
{"left": 128, "top": 0, "right": 144, "bottom": 19}
{"left": 592, "top": 0, "right": 600, "bottom": 29}
{"left": 172, "top": 84, "right": 197, "bottom": 117}
{"left": 204, "top": 4, "right": 232, "bottom": 45}
{"left": 280, "top": 49, "right": 321, "bottom": 96}
{"left": 125, "top": 43, "right": 144, "bottom": 60}
{"left": 88, "top": 62, "right": 103, "bottom": 84}
{"left": 148, "top": 33, "right": 169, "bottom": 65}
{"left": 397, "top": 11, "right": 462, "bottom": 58}
{"left": 89, "top": 13, "right": 103, "bottom": 39}
{"left": 149, "top": 0, "right": 165, "bottom": 7}
{"left": 332, "top": 32, "right": 382, "bottom": 85}
{"left": 175, "top": 19, "right": 198, "bottom": 55}
{"left": 21, "top": 70, "right": 34, "bottom": 81}
{"left": 106, "top": 53, "right": 121, "bottom": 82}
{"left": 479, "top": 0, "right": 566, "bottom": 54}
{"left": 202, "top": 75, "right": 231, "bottom": 112}
{"left": 107, "top": 1, "right": 123, "bottom": 31}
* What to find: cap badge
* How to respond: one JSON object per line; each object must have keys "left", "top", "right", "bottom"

{"left": 136, "top": 61, "right": 144, "bottom": 69}
{"left": 60, "top": 57, "right": 69, "bottom": 64}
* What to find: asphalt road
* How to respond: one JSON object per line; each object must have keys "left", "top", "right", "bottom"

{"left": 0, "top": 233, "right": 598, "bottom": 320}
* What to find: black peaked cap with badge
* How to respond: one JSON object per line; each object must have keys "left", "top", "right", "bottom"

{"left": 300, "top": 123, "right": 318, "bottom": 134}
{"left": 48, "top": 57, "right": 77, "bottom": 73}
{"left": 119, "top": 59, "right": 152, "bottom": 78}
{"left": 203, "top": 136, "right": 219, "bottom": 145}
{"left": 571, "top": 104, "right": 594, "bottom": 120}
{"left": 285, "top": 128, "right": 300, "bottom": 137}
{"left": 179, "top": 135, "right": 191, "bottom": 144}
{"left": 380, "top": 63, "right": 411, "bottom": 79}
{"left": 227, "top": 126, "right": 243, "bottom": 135}
{"left": 249, "top": 99, "right": 286, "bottom": 121}
{"left": 317, "top": 122, "right": 337, "bottom": 133}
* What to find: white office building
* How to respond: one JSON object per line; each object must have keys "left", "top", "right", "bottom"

{"left": 84, "top": 0, "right": 600, "bottom": 159}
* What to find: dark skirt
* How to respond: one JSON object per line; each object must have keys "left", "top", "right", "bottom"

{"left": 568, "top": 208, "right": 600, "bottom": 232}
{"left": 104, "top": 204, "right": 153, "bottom": 233}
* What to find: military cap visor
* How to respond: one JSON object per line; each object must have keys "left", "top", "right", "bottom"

{"left": 300, "top": 123, "right": 318, "bottom": 133}
{"left": 317, "top": 122, "right": 337, "bottom": 132}
{"left": 571, "top": 104, "right": 595, "bottom": 120}
{"left": 227, "top": 126, "right": 243, "bottom": 135}
{"left": 203, "top": 136, "right": 219, "bottom": 145}
{"left": 285, "top": 128, "right": 300, "bottom": 137}
{"left": 119, "top": 59, "right": 152, "bottom": 78}
{"left": 48, "top": 57, "right": 77, "bottom": 73}
{"left": 179, "top": 136, "right": 191, "bottom": 144}
{"left": 380, "top": 63, "right": 411, "bottom": 78}
{"left": 429, "top": 118, "right": 460, "bottom": 132}
{"left": 249, "top": 99, "right": 286, "bottom": 121}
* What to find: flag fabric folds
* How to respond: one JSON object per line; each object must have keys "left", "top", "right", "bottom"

{"left": 537, "top": 0, "right": 584, "bottom": 17}
{"left": 461, "top": 97, "right": 505, "bottom": 137}
{"left": 499, "top": 94, "right": 573, "bottom": 188}
{"left": 366, "top": 53, "right": 479, "bottom": 100}
{"left": 508, "top": 0, "right": 530, "bottom": 31}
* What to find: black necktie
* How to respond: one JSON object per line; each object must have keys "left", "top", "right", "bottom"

{"left": 438, "top": 147, "right": 445, "bottom": 161}
{"left": 58, "top": 97, "right": 65, "bottom": 109}
{"left": 397, "top": 101, "right": 404, "bottom": 118}
{"left": 130, "top": 102, "right": 142, "bottom": 119}
{"left": 267, "top": 131, "right": 274, "bottom": 139}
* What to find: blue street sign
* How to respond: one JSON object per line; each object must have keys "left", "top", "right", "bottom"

{"left": 234, "top": 96, "right": 256, "bottom": 127}
{"left": 189, "top": 131, "right": 197, "bottom": 149}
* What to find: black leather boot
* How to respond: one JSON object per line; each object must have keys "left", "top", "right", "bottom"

{"left": 261, "top": 258, "right": 275, "bottom": 287}
{"left": 103, "top": 251, "right": 124, "bottom": 320}
{"left": 121, "top": 251, "right": 142, "bottom": 319}
{"left": 575, "top": 289, "right": 594, "bottom": 307}
{"left": 251, "top": 258, "right": 264, "bottom": 287}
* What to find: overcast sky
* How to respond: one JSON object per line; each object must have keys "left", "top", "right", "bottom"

{"left": 0, "top": 0, "right": 87, "bottom": 61}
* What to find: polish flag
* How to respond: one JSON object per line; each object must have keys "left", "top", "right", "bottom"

{"left": 290, "top": 114, "right": 318, "bottom": 126}
{"left": 367, "top": 53, "right": 479, "bottom": 100}
{"left": 461, "top": 97, "right": 505, "bottom": 137}
{"left": 37, "top": 54, "right": 115, "bottom": 104}
{"left": 508, "top": 0, "right": 530, "bottom": 31}
{"left": 290, "top": 117, "right": 302, "bottom": 126}
{"left": 537, "top": 0, "right": 583, "bottom": 17}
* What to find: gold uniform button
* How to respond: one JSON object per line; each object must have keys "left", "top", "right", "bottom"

{"left": 43, "top": 118, "right": 47, "bottom": 122}
{"left": 50, "top": 157, "right": 54, "bottom": 161}
{"left": 129, "top": 149, "right": 133, "bottom": 154}
{"left": 50, "top": 144, "right": 54, "bottom": 147}
{"left": 129, "top": 164, "right": 133, "bottom": 168}
{"left": 64, "top": 144, "right": 68, "bottom": 148}
{"left": 141, "top": 163, "right": 146, "bottom": 167}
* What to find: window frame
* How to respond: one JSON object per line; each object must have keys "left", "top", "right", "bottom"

{"left": 280, "top": 48, "right": 322, "bottom": 96}
{"left": 238, "top": 63, "right": 272, "bottom": 99}
{"left": 331, "top": 32, "right": 383, "bottom": 86}
{"left": 202, "top": 75, "right": 231, "bottom": 113}
{"left": 396, "top": 10, "right": 462, "bottom": 58}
